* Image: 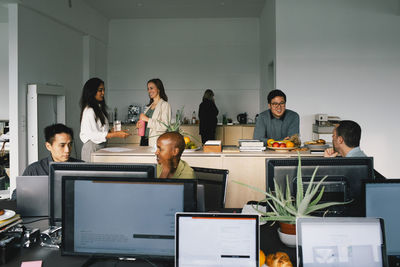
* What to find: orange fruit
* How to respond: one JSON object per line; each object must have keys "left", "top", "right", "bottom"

{"left": 183, "top": 136, "right": 191, "bottom": 144}
{"left": 267, "top": 139, "right": 275, "bottom": 146}
{"left": 286, "top": 141, "right": 295, "bottom": 148}
{"left": 260, "top": 249, "right": 266, "bottom": 266}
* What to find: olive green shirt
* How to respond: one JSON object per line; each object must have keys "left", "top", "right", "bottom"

{"left": 157, "top": 160, "right": 195, "bottom": 179}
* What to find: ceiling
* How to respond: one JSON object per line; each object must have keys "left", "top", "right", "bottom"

{"left": 82, "top": 0, "right": 266, "bottom": 19}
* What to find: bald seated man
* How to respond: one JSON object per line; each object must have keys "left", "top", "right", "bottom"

{"left": 155, "top": 132, "right": 195, "bottom": 179}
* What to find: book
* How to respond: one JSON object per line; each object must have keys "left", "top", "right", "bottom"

{"left": 239, "top": 147, "right": 266, "bottom": 152}
{"left": 0, "top": 218, "right": 23, "bottom": 233}
{"left": 204, "top": 140, "right": 221, "bottom": 146}
{"left": 0, "top": 214, "right": 21, "bottom": 228}
{"left": 239, "top": 141, "right": 264, "bottom": 147}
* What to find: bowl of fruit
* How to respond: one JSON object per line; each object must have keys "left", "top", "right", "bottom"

{"left": 184, "top": 136, "right": 200, "bottom": 151}
{"left": 266, "top": 139, "right": 297, "bottom": 152}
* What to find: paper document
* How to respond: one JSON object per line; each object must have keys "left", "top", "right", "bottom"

{"left": 204, "top": 140, "right": 221, "bottom": 146}
{"left": 101, "top": 147, "right": 134, "bottom": 152}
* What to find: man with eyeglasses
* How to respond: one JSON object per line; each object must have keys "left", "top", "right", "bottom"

{"left": 253, "top": 89, "right": 299, "bottom": 146}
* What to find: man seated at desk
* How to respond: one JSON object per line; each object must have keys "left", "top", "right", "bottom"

{"left": 23, "top": 123, "right": 82, "bottom": 175}
{"left": 253, "top": 89, "right": 299, "bottom": 145}
{"left": 324, "top": 120, "right": 367, "bottom": 158}
{"left": 12, "top": 124, "right": 82, "bottom": 199}
{"left": 155, "top": 132, "right": 195, "bottom": 179}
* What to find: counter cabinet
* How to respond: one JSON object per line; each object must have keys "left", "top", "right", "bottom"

{"left": 107, "top": 124, "right": 255, "bottom": 147}
{"left": 92, "top": 146, "right": 318, "bottom": 208}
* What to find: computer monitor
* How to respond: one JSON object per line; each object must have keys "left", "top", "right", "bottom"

{"left": 49, "top": 162, "right": 156, "bottom": 225}
{"left": 62, "top": 176, "right": 197, "bottom": 261}
{"left": 364, "top": 179, "right": 400, "bottom": 265}
{"left": 192, "top": 167, "right": 228, "bottom": 211}
{"left": 266, "top": 157, "right": 374, "bottom": 216}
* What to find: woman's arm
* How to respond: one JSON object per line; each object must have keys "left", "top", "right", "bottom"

{"left": 80, "top": 108, "right": 108, "bottom": 144}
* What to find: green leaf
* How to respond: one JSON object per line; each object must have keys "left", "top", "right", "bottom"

{"left": 296, "top": 152, "right": 304, "bottom": 207}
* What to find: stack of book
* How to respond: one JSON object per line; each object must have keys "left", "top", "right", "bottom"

{"left": 238, "top": 139, "right": 266, "bottom": 152}
{"left": 0, "top": 210, "right": 22, "bottom": 234}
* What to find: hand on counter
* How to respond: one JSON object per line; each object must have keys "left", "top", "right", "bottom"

{"left": 324, "top": 147, "right": 338, "bottom": 157}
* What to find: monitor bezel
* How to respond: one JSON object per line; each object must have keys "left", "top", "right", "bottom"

{"left": 175, "top": 212, "right": 259, "bottom": 267}
{"left": 49, "top": 162, "right": 157, "bottom": 226}
{"left": 61, "top": 176, "right": 197, "bottom": 260}
{"left": 266, "top": 157, "right": 374, "bottom": 216}
{"left": 296, "top": 217, "right": 388, "bottom": 267}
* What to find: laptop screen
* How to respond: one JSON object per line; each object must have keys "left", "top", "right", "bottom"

{"left": 175, "top": 213, "right": 259, "bottom": 267}
{"left": 365, "top": 181, "right": 400, "bottom": 256}
{"left": 297, "top": 217, "right": 386, "bottom": 267}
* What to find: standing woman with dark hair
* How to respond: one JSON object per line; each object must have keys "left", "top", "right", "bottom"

{"left": 79, "top": 77, "right": 130, "bottom": 162}
{"left": 198, "top": 89, "right": 219, "bottom": 144}
{"left": 136, "top": 78, "right": 171, "bottom": 148}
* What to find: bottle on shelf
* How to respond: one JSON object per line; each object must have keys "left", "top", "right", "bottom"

{"left": 192, "top": 111, "right": 196, "bottom": 124}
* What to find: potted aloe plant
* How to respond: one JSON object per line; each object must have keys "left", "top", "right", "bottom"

{"left": 234, "top": 153, "right": 350, "bottom": 246}
{"left": 157, "top": 107, "right": 200, "bottom": 149}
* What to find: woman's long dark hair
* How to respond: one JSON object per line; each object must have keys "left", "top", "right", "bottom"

{"left": 147, "top": 78, "right": 168, "bottom": 106}
{"left": 79, "top": 77, "right": 109, "bottom": 126}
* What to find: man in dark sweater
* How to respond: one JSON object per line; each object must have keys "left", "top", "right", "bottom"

{"left": 22, "top": 123, "right": 82, "bottom": 176}
{"left": 12, "top": 124, "right": 81, "bottom": 200}
{"left": 253, "top": 89, "right": 299, "bottom": 146}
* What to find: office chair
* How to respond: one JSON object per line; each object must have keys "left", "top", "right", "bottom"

{"left": 192, "top": 167, "right": 229, "bottom": 211}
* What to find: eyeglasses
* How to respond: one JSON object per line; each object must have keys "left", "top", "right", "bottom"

{"left": 270, "top": 102, "right": 286, "bottom": 107}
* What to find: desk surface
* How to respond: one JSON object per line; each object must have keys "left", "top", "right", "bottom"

{"left": 1, "top": 200, "right": 296, "bottom": 267}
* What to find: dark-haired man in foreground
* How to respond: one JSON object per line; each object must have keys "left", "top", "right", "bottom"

{"left": 324, "top": 120, "right": 367, "bottom": 158}
{"left": 155, "top": 132, "right": 195, "bottom": 179}
{"left": 23, "top": 123, "right": 82, "bottom": 176}
{"left": 253, "top": 89, "right": 299, "bottom": 146}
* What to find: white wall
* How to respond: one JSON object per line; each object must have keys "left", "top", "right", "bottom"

{"left": 275, "top": 0, "right": 400, "bottom": 177}
{"left": 0, "top": 22, "right": 8, "bottom": 120}
{"left": 8, "top": 3, "right": 108, "bottom": 193}
{"left": 107, "top": 18, "right": 260, "bottom": 123}
{"left": 259, "top": 0, "right": 276, "bottom": 111}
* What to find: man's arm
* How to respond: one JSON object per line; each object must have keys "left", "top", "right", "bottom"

{"left": 286, "top": 112, "right": 300, "bottom": 138}
{"left": 253, "top": 115, "right": 268, "bottom": 145}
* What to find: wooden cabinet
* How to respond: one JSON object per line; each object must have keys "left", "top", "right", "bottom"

{"left": 107, "top": 124, "right": 255, "bottom": 147}
{"left": 222, "top": 125, "right": 255, "bottom": 146}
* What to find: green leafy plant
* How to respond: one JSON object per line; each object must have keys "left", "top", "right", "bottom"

{"left": 234, "top": 153, "right": 350, "bottom": 224}
{"left": 155, "top": 106, "right": 201, "bottom": 145}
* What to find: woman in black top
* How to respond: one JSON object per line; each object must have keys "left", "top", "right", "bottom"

{"left": 198, "top": 89, "right": 219, "bottom": 144}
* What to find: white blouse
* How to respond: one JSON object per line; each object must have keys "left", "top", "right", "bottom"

{"left": 80, "top": 107, "right": 109, "bottom": 144}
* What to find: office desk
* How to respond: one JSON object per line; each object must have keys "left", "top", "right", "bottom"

{"left": 1, "top": 201, "right": 296, "bottom": 266}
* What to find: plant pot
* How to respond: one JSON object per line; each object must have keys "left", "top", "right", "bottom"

{"left": 279, "top": 222, "right": 296, "bottom": 235}
{"left": 278, "top": 222, "right": 296, "bottom": 247}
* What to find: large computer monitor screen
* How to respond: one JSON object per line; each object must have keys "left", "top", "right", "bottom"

{"left": 62, "top": 177, "right": 197, "bottom": 260}
{"left": 266, "top": 157, "right": 374, "bottom": 216}
{"left": 364, "top": 179, "right": 400, "bottom": 262}
{"left": 49, "top": 162, "right": 157, "bottom": 225}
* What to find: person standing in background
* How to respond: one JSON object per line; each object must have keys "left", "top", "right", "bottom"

{"left": 79, "top": 77, "right": 130, "bottom": 162}
{"left": 198, "top": 89, "right": 219, "bottom": 144}
{"left": 137, "top": 78, "right": 171, "bottom": 148}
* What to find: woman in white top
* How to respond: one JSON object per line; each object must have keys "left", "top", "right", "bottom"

{"left": 79, "top": 77, "right": 130, "bottom": 162}
{"left": 137, "top": 78, "right": 171, "bottom": 147}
